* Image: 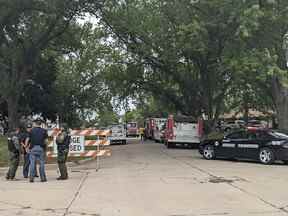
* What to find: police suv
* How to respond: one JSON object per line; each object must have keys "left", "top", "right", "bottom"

{"left": 199, "top": 128, "right": 288, "bottom": 165}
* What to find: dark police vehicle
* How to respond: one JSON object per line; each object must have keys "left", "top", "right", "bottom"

{"left": 199, "top": 128, "right": 288, "bottom": 165}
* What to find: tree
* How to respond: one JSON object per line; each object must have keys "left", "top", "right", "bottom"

{"left": 0, "top": 0, "right": 104, "bottom": 128}
{"left": 231, "top": 0, "right": 288, "bottom": 129}
{"left": 99, "top": 1, "right": 255, "bottom": 122}
{"left": 100, "top": 0, "right": 288, "bottom": 130}
{"left": 53, "top": 23, "right": 116, "bottom": 127}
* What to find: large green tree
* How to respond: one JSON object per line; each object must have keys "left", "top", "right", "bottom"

{"left": 54, "top": 23, "right": 120, "bottom": 127}
{"left": 0, "top": 0, "right": 104, "bottom": 128}
{"left": 100, "top": 0, "right": 288, "bottom": 130}
{"left": 99, "top": 0, "right": 249, "bottom": 121}
{"left": 231, "top": 0, "right": 288, "bottom": 129}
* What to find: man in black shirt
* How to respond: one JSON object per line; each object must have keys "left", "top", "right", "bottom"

{"left": 28, "top": 119, "right": 48, "bottom": 182}
{"left": 22, "top": 123, "right": 39, "bottom": 178}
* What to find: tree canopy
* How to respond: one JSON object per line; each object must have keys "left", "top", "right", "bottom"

{"left": 1, "top": 0, "right": 288, "bottom": 130}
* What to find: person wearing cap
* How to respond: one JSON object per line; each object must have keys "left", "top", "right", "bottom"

{"left": 22, "top": 123, "right": 39, "bottom": 178}
{"left": 56, "top": 123, "right": 70, "bottom": 180}
{"left": 27, "top": 118, "right": 48, "bottom": 182}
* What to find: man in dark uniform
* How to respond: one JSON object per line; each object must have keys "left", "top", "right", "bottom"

{"left": 28, "top": 119, "right": 48, "bottom": 182}
{"left": 56, "top": 123, "right": 70, "bottom": 180}
{"left": 6, "top": 128, "right": 21, "bottom": 180}
{"left": 22, "top": 123, "right": 39, "bottom": 178}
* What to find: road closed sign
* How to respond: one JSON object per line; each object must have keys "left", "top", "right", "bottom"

{"left": 69, "top": 136, "right": 85, "bottom": 153}
{"left": 53, "top": 135, "right": 85, "bottom": 154}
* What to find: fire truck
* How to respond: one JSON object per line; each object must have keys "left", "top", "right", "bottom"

{"left": 144, "top": 118, "right": 154, "bottom": 139}
{"left": 153, "top": 118, "right": 167, "bottom": 142}
{"left": 126, "top": 122, "right": 139, "bottom": 137}
{"left": 164, "top": 115, "right": 204, "bottom": 148}
{"left": 145, "top": 118, "right": 167, "bottom": 141}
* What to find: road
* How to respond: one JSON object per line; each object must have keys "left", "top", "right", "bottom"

{"left": 1, "top": 139, "right": 288, "bottom": 216}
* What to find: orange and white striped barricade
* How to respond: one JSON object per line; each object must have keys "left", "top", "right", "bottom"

{"left": 46, "top": 128, "right": 111, "bottom": 170}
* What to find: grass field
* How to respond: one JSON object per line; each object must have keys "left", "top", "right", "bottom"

{"left": 0, "top": 136, "right": 8, "bottom": 167}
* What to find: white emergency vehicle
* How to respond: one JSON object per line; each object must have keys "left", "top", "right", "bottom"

{"left": 108, "top": 124, "right": 127, "bottom": 145}
{"left": 164, "top": 115, "right": 203, "bottom": 148}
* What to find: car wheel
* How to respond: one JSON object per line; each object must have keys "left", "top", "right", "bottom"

{"left": 282, "top": 160, "right": 288, "bottom": 165}
{"left": 224, "top": 127, "right": 231, "bottom": 132}
{"left": 203, "top": 145, "right": 215, "bottom": 160}
{"left": 259, "top": 148, "right": 275, "bottom": 165}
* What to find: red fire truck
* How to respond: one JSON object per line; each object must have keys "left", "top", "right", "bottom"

{"left": 145, "top": 118, "right": 167, "bottom": 141}
{"left": 126, "top": 122, "right": 139, "bottom": 137}
{"left": 144, "top": 118, "right": 154, "bottom": 139}
{"left": 164, "top": 115, "right": 204, "bottom": 148}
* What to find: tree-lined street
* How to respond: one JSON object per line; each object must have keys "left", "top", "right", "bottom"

{"left": 2, "top": 1, "right": 288, "bottom": 215}
{"left": 1, "top": 0, "right": 288, "bottom": 130}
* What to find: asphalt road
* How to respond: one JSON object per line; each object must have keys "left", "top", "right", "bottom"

{"left": 1, "top": 139, "right": 288, "bottom": 216}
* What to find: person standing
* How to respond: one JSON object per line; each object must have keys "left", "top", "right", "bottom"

{"left": 139, "top": 127, "right": 145, "bottom": 143}
{"left": 6, "top": 128, "right": 21, "bottom": 180}
{"left": 28, "top": 119, "right": 48, "bottom": 183}
{"left": 22, "top": 123, "right": 39, "bottom": 178}
{"left": 56, "top": 123, "right": 70, "bottom": 180}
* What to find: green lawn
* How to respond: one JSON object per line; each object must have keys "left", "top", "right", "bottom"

{"left": 0, "top": 136, "right": 8, "bottom": 167}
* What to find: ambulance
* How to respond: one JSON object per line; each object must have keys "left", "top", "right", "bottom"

{"left": 164, "top": 115, "right": 204, "bottom": 148}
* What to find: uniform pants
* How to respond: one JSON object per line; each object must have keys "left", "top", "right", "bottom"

{"left": 6, "top": 152, "right": 20, "bottom": 179}
{"left": 57, "top": 149, "right": 69, "bottom": 178}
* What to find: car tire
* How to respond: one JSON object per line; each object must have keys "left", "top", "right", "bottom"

{"left": 282, "top": 160, "right": 288, "bottom": 165}
{"left": 259, "top": 148, "right": 275, "bottom": 165}
{"left": 203, "top": 145, "right": 215, "bottom": 160}
{"left": 224, "top": 127, "right": 231, "bottom": 132}
{"left": 122, "top": 140, "right": 127, "bottom": 145}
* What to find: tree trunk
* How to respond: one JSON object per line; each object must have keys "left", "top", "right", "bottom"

{"left": 7, "top": 94, "right": 20, "bottom": 130}
{"left": 271, "top": 77, "right": 288, "bottom": 131}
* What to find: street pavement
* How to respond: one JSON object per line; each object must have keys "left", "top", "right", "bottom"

{"left": 1, "top": 139, "right": 288, "bottom": 216}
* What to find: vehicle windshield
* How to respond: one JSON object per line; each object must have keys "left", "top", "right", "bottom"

{"left": 127, "top": 123, "right": 137, "bottom": 128}
{"left": 269, "top": 131, "right": 288, "bottom": 139}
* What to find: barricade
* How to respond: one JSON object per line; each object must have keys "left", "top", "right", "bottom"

{"left": 46, "top": 129, "right": 112, "bottom": 169}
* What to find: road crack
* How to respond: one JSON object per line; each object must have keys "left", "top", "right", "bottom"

{"left": 63, "top": 171, "right": 90, "bottom": 216}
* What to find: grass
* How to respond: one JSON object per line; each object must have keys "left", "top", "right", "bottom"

{"left": 0, "top": 136, "right": 8, "bottom": 167}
